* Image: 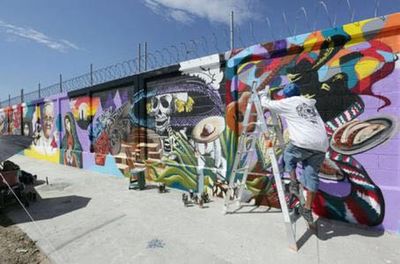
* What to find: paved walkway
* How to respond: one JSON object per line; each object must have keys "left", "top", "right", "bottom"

{"left": 5, "top": 155, "right": 400, "bottom": 264}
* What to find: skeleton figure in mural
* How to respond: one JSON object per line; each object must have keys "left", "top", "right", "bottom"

{"left": 192, "top": 116, "right": 226, "bottom": 193}
{"left": 133, "top": 55, "right": 226, "bottom": 189}
{"left": 147, "top": 93, "right": 194, "bottom": 159}
{"left": 33, "top": 101, "right": 58, "bottom": 155}
{"left": 147, "top": 58, "right": 226, "bottom": 163}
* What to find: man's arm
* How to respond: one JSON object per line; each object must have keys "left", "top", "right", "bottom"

{"left": 259, "top": 91, "right": 290, "bottom": 114}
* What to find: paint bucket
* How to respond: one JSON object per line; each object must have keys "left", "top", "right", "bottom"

{"left": 0, "top": 170, "right": 20, "bottom": 188}
{"left": 130, "top": 168, "right": 146, "bottom": 190}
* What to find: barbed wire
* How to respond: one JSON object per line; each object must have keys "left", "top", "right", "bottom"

{"left": 24, "top": 90, "right": 40, "bottom": 104}
{"left": 9, "top": 96, "right": 21, "bottom": 107}
{"left": 0, "top": 1, "right": 375, "bottom": 106}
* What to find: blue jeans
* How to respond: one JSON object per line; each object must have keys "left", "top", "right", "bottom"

{"left": 283, "top": 142, "right": 325, "bottom": 192}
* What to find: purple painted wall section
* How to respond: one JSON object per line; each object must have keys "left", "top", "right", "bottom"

{"left": 355, "top": 65, "right": 400, "bottom": 232}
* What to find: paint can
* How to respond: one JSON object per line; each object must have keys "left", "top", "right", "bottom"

{"left": 129, "top": 168, "right": 146, "bottom": 190}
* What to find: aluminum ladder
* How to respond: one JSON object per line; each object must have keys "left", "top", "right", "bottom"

{"left": 223, "top": 81, "right": 305, "bottom": 251}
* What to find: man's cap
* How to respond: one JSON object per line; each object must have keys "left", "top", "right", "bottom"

{"left": 283, "top": 83, "right": 300, "bottom": 98}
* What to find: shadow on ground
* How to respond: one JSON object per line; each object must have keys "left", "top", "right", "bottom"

{"left": 1, "top": 194, "right": 91, "bottom": 226}
{"left": 315, "top": 218, "right": 384, "bottom": 240}
{"left": 297, "top": 217, "right": 384, "bottom": 250}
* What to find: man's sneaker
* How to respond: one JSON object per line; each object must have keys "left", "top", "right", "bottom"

{"left": 299, "top": 206, "right": 314, "bottom": 225}
{"left": 289, "top": 180, "right": 300, "bottom": 197}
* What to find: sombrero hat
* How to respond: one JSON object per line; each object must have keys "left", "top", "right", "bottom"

{"left": 192, "top": 116, "right": 225, "bottom": 143}
{"left": 131, "top": 76, "right": 224, "bottom": 129}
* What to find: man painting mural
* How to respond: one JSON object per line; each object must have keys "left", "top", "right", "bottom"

{"left": 260, "top": 83, "right": 329, "bottom": 225}
{"left": 34, "top": 101, "right": 58, "bottom": 155}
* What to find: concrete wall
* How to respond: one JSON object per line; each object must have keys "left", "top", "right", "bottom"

{"left": 1, "top": 13, "right": 399, "bottom": 233}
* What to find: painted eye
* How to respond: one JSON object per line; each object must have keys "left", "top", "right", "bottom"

{"left": 160, "top": 96, "right": 170, "bottom": 108}
{"left": 152, "top": 98, "right": 158, "bottom": 109}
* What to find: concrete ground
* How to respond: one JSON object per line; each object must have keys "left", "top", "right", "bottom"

{"left": 4, "top": 155, "right": 400, "bottom": 264}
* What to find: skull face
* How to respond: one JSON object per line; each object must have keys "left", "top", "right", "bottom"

{"left": 149, "top": 94, "right": 173, "bottom": 134}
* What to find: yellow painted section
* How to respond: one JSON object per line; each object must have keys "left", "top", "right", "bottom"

{"left": 355, "top": 59, "right": 380, "bottom": 79}
{"left": 303, "top": 37, "right": 318, "bottom": 52}
{"left": 343, "top": 18, "right": 374, "bottom": 36}
{"left": 237, "top": 60, "right": 261, "bottom": 74}
{"left": 343, "top": 18, "right": 380, "bottom": 48}
{"left": 24, "top": 148, "right": 60, "bottom": 164}
{"left": 331, "top": 58, "right": 341, "bottom": 68}
{"left": 35, "top": 105, "right": 41, "bottom": 119}
{"left": 90, "top": 98, "right": 100, "bottom": 115}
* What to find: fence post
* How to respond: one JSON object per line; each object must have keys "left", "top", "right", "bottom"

{"left": 144, "top": 42, "right": 148, "bottom": 71}
{"left": 230, "top": 11, "right": 234, "bottom": 50}
{"left": 20, "top": 89, "right": 24, "bottom": 135}
{"left": 60, "top": 74, "right": 63, "bottom": 93}
{"left": 38, "top": 83, "right": 41, "bottom": 98}
{"left": 138, "top": 43, "right": 141, "bottom": 73}
{"left": 90, "top": 64, "right": 93, "bottom": 86}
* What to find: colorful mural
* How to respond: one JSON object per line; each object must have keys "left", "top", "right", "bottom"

{"left": 0, "top": 108, "right": 9, "bottom": 135}
{"left": 3, "top": 13, "right": 399, "bottom": 233}
{"left": 225, "top": 14, "right": 400, "bottom": 230}
{"left": 90, "top": 90, "right": 125, "bottom": 164}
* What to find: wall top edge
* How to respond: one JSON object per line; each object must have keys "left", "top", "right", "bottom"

{"left": 224, "top": 12, "right": 400, "bottom": 60}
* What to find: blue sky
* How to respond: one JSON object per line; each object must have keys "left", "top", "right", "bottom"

{"left": 0, "top": 0, "right": 399, "bottom": 99}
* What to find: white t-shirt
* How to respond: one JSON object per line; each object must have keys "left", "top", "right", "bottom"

{"left": 260, "top": 95, "right": 329, "bottom": 153}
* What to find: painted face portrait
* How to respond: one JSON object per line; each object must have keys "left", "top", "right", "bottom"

{"left": 65, "top": 117, "right": 71, "bottom": 133}
{"left": 23, "top": 122, "right": 31, "bottom": 136}
{"left": 43, "top": 102, "right": 54, "bottom": 139}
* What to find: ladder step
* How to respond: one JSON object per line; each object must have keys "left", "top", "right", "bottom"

{"left": 242, "top": 130, "right": 262, "bottom": 135}
{"left": 237, "top": 149, "right": 255, "bottom": 154}
{"left": 241, "top": 134, "right": 261, "bottom": 139}
{"left": 243, "top": 122, "right": 259, "bottom": 127}
{"left": 225, "top": 82, "right": 299, "bottom": 252}
{"left": 233, "top": 167, "right": 249, "bottom": 173}
{"left": 247, "top": 172, "right": 269, "bottom": 177}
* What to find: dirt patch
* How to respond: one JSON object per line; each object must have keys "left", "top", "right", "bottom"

{"left": 0, "top": 213, "right": 51, "bottom": 264}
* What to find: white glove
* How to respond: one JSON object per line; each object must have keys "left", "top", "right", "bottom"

{"left": 258, "top": 85, "right": 270, "bottom": 97}
{"left": 258, "top": 90, "right": 268, "bottom": 96}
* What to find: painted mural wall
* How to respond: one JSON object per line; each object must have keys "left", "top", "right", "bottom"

{"left": 1, "top": 13, "right": 399, "bottom": 233}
